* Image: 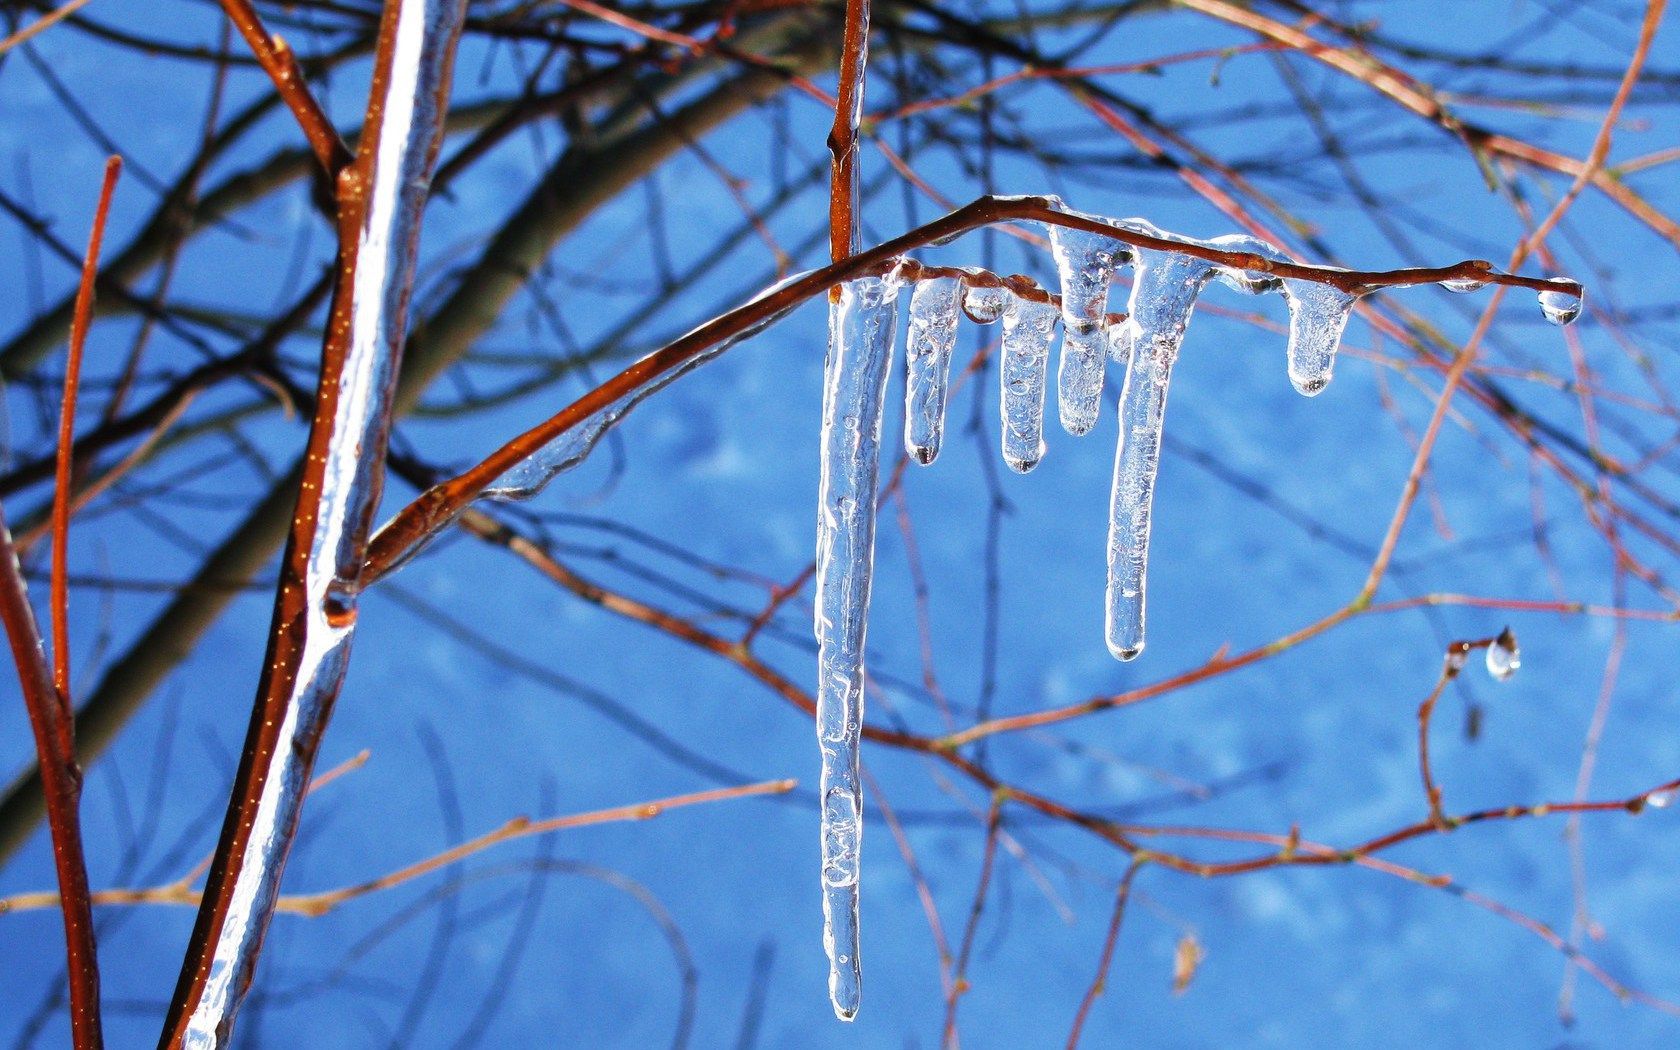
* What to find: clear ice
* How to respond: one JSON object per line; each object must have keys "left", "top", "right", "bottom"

{"left": 1538, "top": 285, "right": 1583, "bottom": 326}
{"left": 1485, "top": 627, "right": 1520, "bottom": 681}
{"left": 999, "top": 295, "right": 1058, "bottom": 471}
{"left": 961, "top": 282, "right": 1009, "bottom": 324}
{"left": 175, "top": 2, "right": 469, "bottom": 1046}
{"left": 814, "top": 275, "right": 900, "bottom": 1021}
{"left": 1281, "top": 277, "right": 1360, "bottom": 396}
{"left": 1105, "top": 239, "right": 1224, "bottom": 660}
{"left": 903, "top": 277, "right": 961, "bottom": 464}
{"left": 1047, "top": 222, "right": 1125, "bottom": 435}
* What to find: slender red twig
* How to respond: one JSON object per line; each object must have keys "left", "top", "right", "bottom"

{"left": 1066, "top": 861, "right": 1145, "bottom": 1049}
{"left": 0, "top": 155, "right": 120, "bottom": 1050}
{"left": 53, "top": 155, "right": 123, "bottom": 702}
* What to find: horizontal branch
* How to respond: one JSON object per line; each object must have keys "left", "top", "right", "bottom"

{"left": 364, "top": 193, "right": 1580, "bottom": 583}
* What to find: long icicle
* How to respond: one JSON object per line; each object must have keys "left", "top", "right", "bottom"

{"left": 1105, "top": 244, "right": 1218, "bottom": 660}
{"left": 814, "top": 275, "right": 899, "bottom": 1021}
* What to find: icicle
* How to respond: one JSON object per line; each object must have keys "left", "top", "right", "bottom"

{"left": 1048, "top": 223, "right": 1125, "bottom": 435}
{"left": 999, "top": 294, "right": 1058, "bottom": 472}
{"left": 1538, "top": 284, "right": 1583, "bottom": 326}
{"left": 903, "top": 277, "right": 961, "bottom": 465}
{"left": 1106, "top": 315, "right": 1133, "bottom": 363}
{"left": 961, "top": 282, "right": 1008, "bottom": 323}
{"left": 1280, "top": 277, "right": 1361, "bottom": 397}
{"left": 1105, "top": 244, "right": 1218, "bottom": 661}
{"left": 1485, "top": 626, "right": 1520, "bottom": 681}
{"left": 814, "top": 275, "right": 899, "bottom": 1022}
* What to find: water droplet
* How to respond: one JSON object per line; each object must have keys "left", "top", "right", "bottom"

{"left": 1441, "top": 277, "right": 1487, "bottom": 293}
{"left": 961, "top": 283, "right": 1008, "bottom": 324}
{"left": 1646, "top": 788, "right": 1676, "bottom": 809}
{"left": 1485, "top": 627, "right": 1520, "bottom": 681}
{"left": 1538, "top": 287, "right": 1582, "bottom": 326}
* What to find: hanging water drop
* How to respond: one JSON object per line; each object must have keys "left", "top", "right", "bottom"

{"left": 903, "top": 277, "right": 961, "bottom": 465}
{"left": 1538, "top": 286, "right": 1583, "bottom": 326}
{"left": 961, "top": 282, "right": 1008, "bottom": 324}
{"left": 815, "top": 275, "right": 900, "bottom": 1023}
{"left": 1441, "top": 277, "right": 1488, "bottom": 293}
{"left": 999, "top": 294, "right": 1058, "bottom": 472}
{"left": 1485, "top": 626, "right": 1520, "bottom": 681}
{"left": 1645, "top": 788, "right": 1676, "bottom": 809}
{"left": 1281, "top": 277, "right": 1360, "bottom": 397}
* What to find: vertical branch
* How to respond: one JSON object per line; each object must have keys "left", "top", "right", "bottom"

{"left": 0, "top": 514, "right": 101, "bottom": 1050}
{"left": 54, "top": 156, "right": 122, "bottom": 700}
{"left": 942, "top": 794, "right": 1004, "bottom": 1047}
{"left": 827, "top": 0, "right": 871, "bottom": 267}
{"left": 0, "top": 155, "right": 124, "bottom": 1050}
{"left": 157, "top": 2, "right": 469, "bottom": 1047}
{"left": 1065, "top": 861, "right": 1145, "bottom": 1049}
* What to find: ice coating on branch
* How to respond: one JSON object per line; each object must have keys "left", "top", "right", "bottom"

{"left": 814, "top": 276, "right": 899, "bottom": 1022}
{"left": 481, "top": 277, "right": 810, "bottom": 500}
{"left": 999, "top": 294, "right": 1059, "bottom": 472}
{"left": 1047, "top": 220, "right": 1126, "bottom": 435}
{"left": 1106, "top": 241, "right": 1222, "bottom": 660}
{"left": 173, "top": 3, "right": 471, "bottom": 1046}
{"left": 1209, "top": 233, "right": 1287, "bottom": 295}
{"left": 1281, "top": 277, "right": 1361, "bottom": 397}
{"left": 904, "top": 277, "right": 961, "bottom": 465}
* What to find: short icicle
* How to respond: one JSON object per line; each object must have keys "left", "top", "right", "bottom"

{"left": 999, "top": 293, "right": 1058, "bottom": 471}
{"left": 1281, "top": 277, "right": 1360, "bottom": 396}
{"left": 903, "top": 276, "right": 961, "bottom": 464}
{"left": 1106, "top": 242, "right": 1219, "bottom": 661}
{"left": 1047, "top": 223, "right": 1125, "bottom": 435}
{"left": 814, "top": 275, "right": 900, "bottom": 1021}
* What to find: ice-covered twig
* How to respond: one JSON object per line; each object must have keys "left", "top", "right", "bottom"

{"left": 158, "top": 4, "right": 468, "bottom": 1047}
{"left": 363, "top": 194, "right": 1575, "bottom": 583}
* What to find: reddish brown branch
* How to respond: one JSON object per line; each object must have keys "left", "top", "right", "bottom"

{"left": 0, "top": 509, "right": 103, "bottom": 1049}
{"left": 828, "top": 0, "right": 871, "bottom": 267}
{"left": 52, "top": 155, "right": 122, "bottom": 702}
{"left": 215, "top": 0, "right": 352, "bottom": 175}
{"left": 1066, "top": 861, "right": 1144, "bottom": 1049}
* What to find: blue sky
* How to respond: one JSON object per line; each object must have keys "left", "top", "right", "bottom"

{"left": 1, "top": 1, "right": 1678, "bottom": 1046}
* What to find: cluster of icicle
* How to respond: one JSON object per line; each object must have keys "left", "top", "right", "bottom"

{"left": 810, "top": 201, "right": 1583, "bottom": 1020}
